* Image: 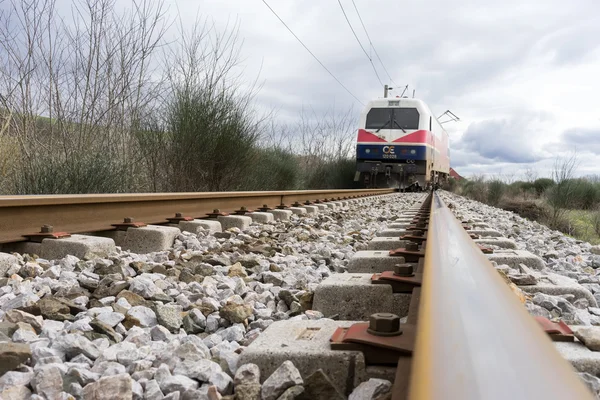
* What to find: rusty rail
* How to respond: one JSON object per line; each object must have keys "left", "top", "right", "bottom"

{"left": 0, "top": 189, "right": 394, "bottom": 244}
{"left": 407, "top": 192, "right": 593, "bottom": 399}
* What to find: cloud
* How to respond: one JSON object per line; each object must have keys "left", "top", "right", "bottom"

{"left": 16, "top": 0, "right": 600, "bottom": 175}
{"left": 453, "top": 111, "right": 554, "bottom": 164}
{"left": 561, "top": 128, "right": 600, "bottom": 154}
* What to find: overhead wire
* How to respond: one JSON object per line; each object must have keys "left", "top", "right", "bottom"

{"left": 261, "top": 0, "right": 365, "bottom": 106}
{"left": 337, "top": 0, "right": 384, "bottom": 87}
{"left": 350, "top": 0, "right": 400, "bottom": 88}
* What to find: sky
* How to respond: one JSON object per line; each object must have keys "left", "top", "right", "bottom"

{"left": 11, "top": 0, "right": 600, "bottom": 180}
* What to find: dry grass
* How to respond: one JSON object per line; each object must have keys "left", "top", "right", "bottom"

{"left": 564, "top": 210, "right": 600, "bottom": 245}
{"left": 499, "top": 198, "right": 549, "bottom": 221}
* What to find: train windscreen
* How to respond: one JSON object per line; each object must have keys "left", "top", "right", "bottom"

{"left": 365, "top": 108, "right": 420, "bottom": 130}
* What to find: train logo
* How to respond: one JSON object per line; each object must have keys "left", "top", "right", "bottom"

{"left": 382, "top": 145, "right": 396, "bottom": 159}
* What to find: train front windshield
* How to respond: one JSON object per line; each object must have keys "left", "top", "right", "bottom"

{"left": 365, "top": 108, "right": 420, "bottom": 130}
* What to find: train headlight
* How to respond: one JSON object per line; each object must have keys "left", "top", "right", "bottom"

{"left": 365, "top": 149, "right": 371, "bottom": 154}
{"left": 410, "top": 150, "right": 416, "bottom": 154}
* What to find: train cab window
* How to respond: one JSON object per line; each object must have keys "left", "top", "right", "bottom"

{"left": 365, "top": 108, "right": 392, "bottom": 130}
{"left": 393, "top": 108, "right": 420, "bottom": 130}
{"left": 365, "top": 108, "right": 420, "bottom": 130}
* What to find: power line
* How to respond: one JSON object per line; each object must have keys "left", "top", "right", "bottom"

{"left": 337, "top": 0, "right": 384, "bottom": 86}
{"left": 350, "top": 0, "right": 399, "bottom": 88}
{"left": 261, "top": 0, "right": 364, "bottom": 106}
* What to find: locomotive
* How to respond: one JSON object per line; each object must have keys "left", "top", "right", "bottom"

{"left": 354, "top": 97, "right": 450, "bottom": 191}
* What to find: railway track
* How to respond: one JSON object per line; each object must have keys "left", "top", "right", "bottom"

{"left": 0, "top": 189, "right": 395, "bottom": 244}
{"left": 0, "top": 190, "right": 598, "bottom": 399}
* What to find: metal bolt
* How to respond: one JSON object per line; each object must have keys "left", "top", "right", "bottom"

{"left": 124, "top": 217, "right": 134, "bottom": 223}
{"left": 240, "top": 206, "right": 247, "bottom": 211}
{"left": 263, "top": 204, "right": 268, "bottom": 208}
{"left": 175, "top": 213, "right": 183, "bottom": 218}
{"left": 394, "top": 263, "right": 414, "bottom": 277}
{"left": 405, "top": 242, "right": 419, "bottom": 252}
{"left": 213, "top": 209, "right": 220, "bottom": 213}
{"left": 368, "top": 313, "right": 402, "bottom": 336}
{"left": 41, "top": 225, "right": 53, "bottom": 233}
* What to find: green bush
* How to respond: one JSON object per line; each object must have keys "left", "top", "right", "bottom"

{"left": 242, "top": 147, "right": 302, "bottom": 190}
{"left": 461, "top": 176, "right": 487, "bottom": 203}
{"left": 14, "top": 154, "right": 131, "bottom": 194}
{"left": 570, "top": 179, "right": 600, "bottom": 209}
{"left": 304, "top": 158, "right": 357, "bottom": 189}
{"left": 533, "top": 178, "right": 555, "bottom": 196}
{"left": 505, "top": 181, "right": 533, "bottom": 198}
{"left": 593, "top": 210, "right": 600, "bottom": 237}
{"left": 487, "top": 180, "right": 505, "bottom": 206}
{"left": 163, "top": 86, "right": 260, "bottom": 192}
{"left": 443, "top": 178, "right": 459, "bottom": 192}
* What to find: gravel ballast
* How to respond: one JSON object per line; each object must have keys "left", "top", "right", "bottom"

{"left": 0, "top": 194, "right": 421, "bottom": 399}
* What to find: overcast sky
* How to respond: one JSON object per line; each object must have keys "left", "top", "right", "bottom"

{"left": 68, "top": 1, "right": 600, "bottom": 178}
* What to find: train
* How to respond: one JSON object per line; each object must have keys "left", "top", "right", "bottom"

{"left": 354, "top": 97, "right": 450, "bottom": 191}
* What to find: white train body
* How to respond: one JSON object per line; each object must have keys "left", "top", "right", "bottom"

{"left": 355, "top": 98, "right": 450, "bottom": 190}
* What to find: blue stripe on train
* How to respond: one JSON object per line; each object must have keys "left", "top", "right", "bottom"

{"left": 356, "top": 144, "right": 428, "bottom": 161}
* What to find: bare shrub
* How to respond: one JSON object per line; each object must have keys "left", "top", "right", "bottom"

{"left": 547, "top": 152, "right": 579, "bottom": 229}
{"left": 0, "top": 0, "right": 169, "bottom": 193}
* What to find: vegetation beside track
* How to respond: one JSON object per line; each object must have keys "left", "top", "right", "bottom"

{"left": 0, "top": 0, "right": 357, "bottom": 196}
{"left": 447, "top": 154, "right": 600, "bottom": 244}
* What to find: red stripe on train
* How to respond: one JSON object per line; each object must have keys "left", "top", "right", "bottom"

{"left": 357, "top": 129, "right": 387, "bottom": 143}
{"left": 392, "top": 130, "right": 430, "bottom": 143}
{"left": 357, "top": 129, "right": 432, "bottom": 144}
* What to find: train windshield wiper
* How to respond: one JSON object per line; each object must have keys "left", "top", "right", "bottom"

{"left": 375, "top": 120, "right": 391, "bottom": 132}
{"left": 393, "top": 119, "right": 407, "bottom": 133}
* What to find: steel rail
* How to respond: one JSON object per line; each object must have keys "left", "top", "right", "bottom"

{"left": 0, "top": 189, "right": 394, "bottom": 244}
{"left": 407, "top": 192, "right": 593, "bottom": 400}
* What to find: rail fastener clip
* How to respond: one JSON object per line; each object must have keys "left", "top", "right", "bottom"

{"left": 330, "top": 313, "right": 415, "bottom": 365}
{"left": 165, "top": 213, "right": 194, "bottom": 223}
{"left": 25, "top": 225, "right": 71, "bottom": 242}
{"left": 233, "top": 207, "right": 254, "bottom": 215}
{"left": 205, "top": 209, "right": 229, "bottom": 218}
{"left": 111, "top": 217, "right": 147, "bottom": 231}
